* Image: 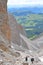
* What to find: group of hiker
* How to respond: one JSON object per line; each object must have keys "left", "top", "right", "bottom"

{"left": 25, "top": 56, "right": 34, "bottom": 64}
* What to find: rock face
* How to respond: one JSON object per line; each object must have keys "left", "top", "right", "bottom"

{"left": 0, "top": 0, "right": 20, "bottom": 46}
{"left": 0, "top": 0, "right": 7, "bottom": 24}
{"left": 0, "top": 0, "right": 29, "bottom": 64}
{"left": 0, "top": 0, "right": 28, "bottom": 49}
{"left": 0, "top": 0, "right": 11, "bottom": 43}
{"left": 8, "top": 13, "right": 21, "bottom": 45}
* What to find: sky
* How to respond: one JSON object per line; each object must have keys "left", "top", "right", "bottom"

{"left": 7, "top": 0, "right": 43, "bottom": 7}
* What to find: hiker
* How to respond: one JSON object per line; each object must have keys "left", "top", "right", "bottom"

{"left": 25, "top": 57, "right": 28, "bottom": 61}
{"left": 31, "top": 58, "right": 34, "bottom": 63}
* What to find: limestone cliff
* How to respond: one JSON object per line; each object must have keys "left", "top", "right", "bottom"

{"left": 0, "top": 0, "right": 28, "bottom": 49}
{"left": 0, "top": 0, "right": 11, "bottom": 43}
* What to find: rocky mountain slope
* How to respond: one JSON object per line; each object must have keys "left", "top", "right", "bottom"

{"left": 0, "top": 0, "right": 43, "bottom": 65}
{"left": 0, "top": 0, "right": 29, "bottom": 64}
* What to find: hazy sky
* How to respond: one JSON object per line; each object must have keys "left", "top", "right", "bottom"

{"left": 7, "top": 0, "right": 43, "bottom": 6}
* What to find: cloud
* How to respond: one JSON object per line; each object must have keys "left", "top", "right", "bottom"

{"left": 7, "top": 0, "right": 43, "bottom": 6}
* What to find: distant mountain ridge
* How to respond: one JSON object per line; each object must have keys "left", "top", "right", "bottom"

{"left": 8, "top": 7, "right": 43, "bottom": 16}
